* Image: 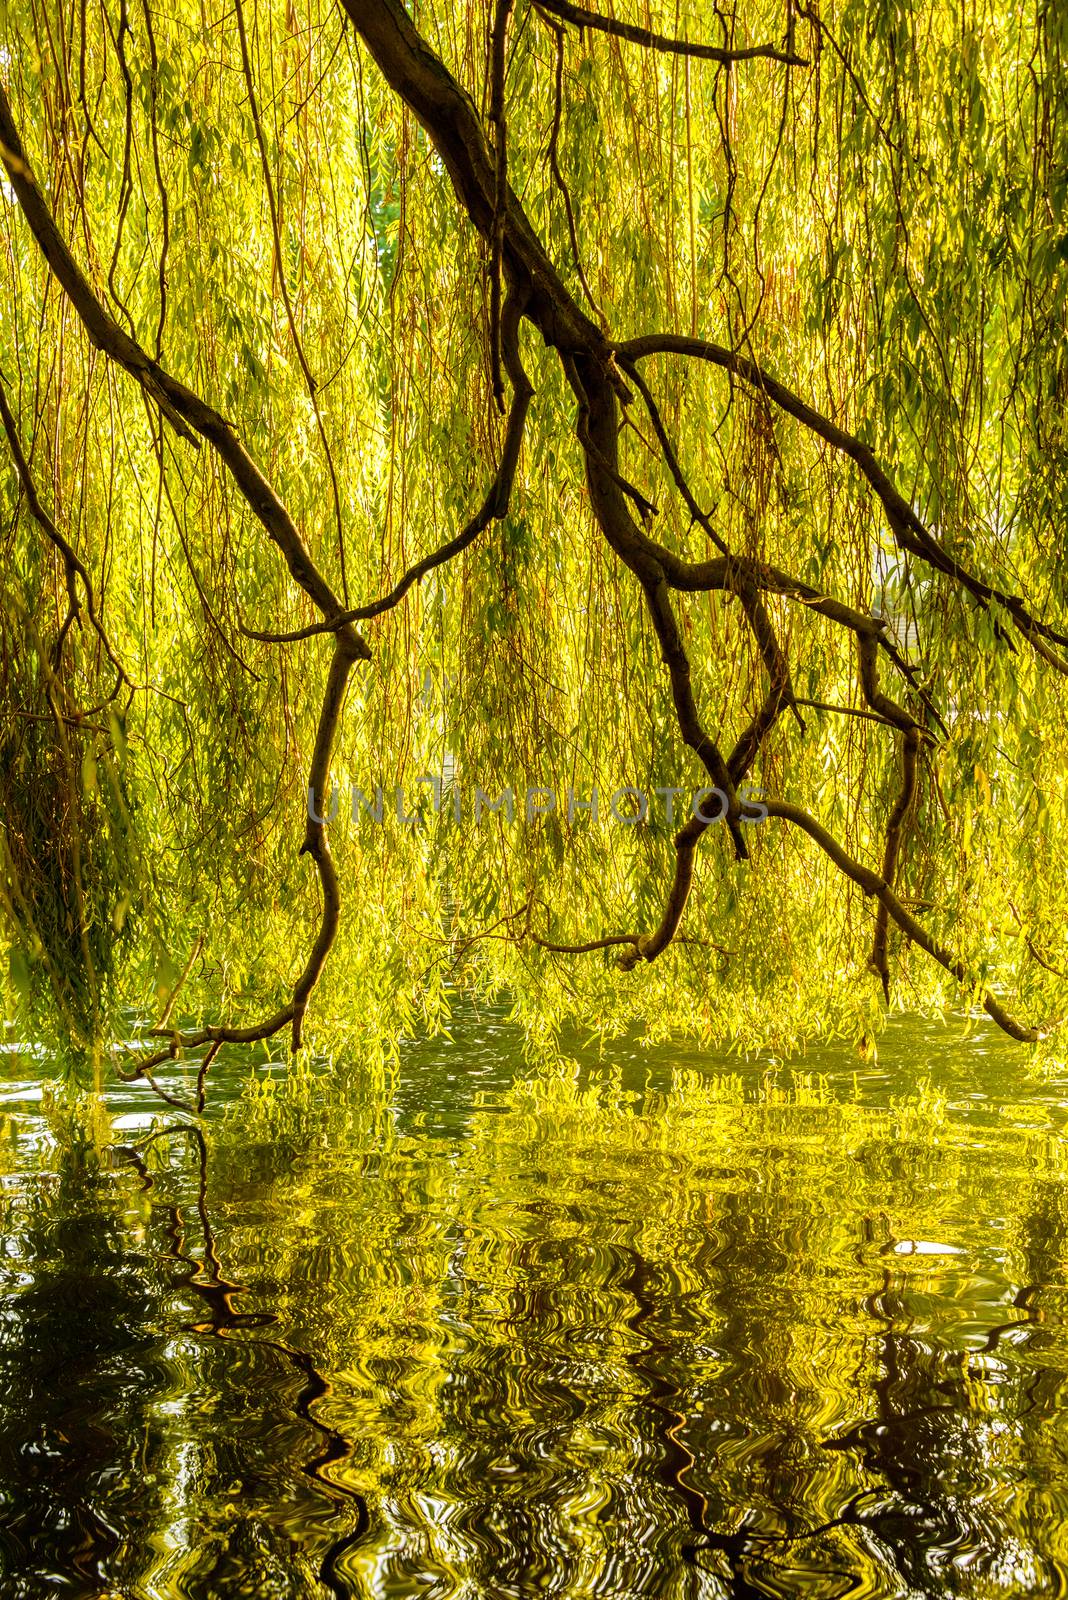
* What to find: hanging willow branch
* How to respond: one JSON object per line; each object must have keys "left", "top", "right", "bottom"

{"left": 0, "top": 85, "right": 369, "bottom": 1057}
{"left": 342, "top": 0, "right": 1051, "bottom": 1043}
{"left": 0, "top": 375, "right": 129, "bottom": 691}
{"left": 0, "top": 65, "right": 538, "bottom": 1065}
{"left": 0, "top": 0, "right": 1060, "bottom": 1066}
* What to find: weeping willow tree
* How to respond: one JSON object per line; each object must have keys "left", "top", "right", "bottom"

{"left": 0, "top": 0, "right": 1065, "bottom": 1073}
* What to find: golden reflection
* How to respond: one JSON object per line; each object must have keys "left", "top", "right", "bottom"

{"left": 1, "top": 1019, "right": 1067, "bottom": 1596}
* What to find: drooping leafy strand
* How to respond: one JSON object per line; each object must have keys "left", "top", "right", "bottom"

{"left": 0, "top": 87, "right": 367, "bottom": 639}
{"left": 856, "top": 634, "right": 923, "bottom": 999}
{"left": 488, "top": 0, "right": 516, "bottom": 411}
{"left": 233, "top": 0, "right": 351, "bottom": 603}
{"left": 239, "top": 290, "right": 533, "bottom": 643}
{"left": 263, "top": 535, "right": 931, "bottom": 722}
{"left": 541, "top": 10, "right": 609, "bottom": 331}
{"left": 616, "top": 356, "right": 731, "bottom": 557}
{"left": 0, "top": 375, "right": 129, "bottom": 691}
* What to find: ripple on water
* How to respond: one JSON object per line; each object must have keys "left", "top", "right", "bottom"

{"left": 1, "top": 1015, "right": 1068, "bottom": 1596}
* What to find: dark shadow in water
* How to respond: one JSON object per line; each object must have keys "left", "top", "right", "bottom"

{"left": 122, "top": 1124, "right": 370, "bottom": 1599}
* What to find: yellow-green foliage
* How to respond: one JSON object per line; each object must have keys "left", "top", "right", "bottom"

{"left": 0, "top": 0, "right": 1065, "bottom": 1060}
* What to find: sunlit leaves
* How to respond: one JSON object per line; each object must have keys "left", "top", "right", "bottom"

{"left": 0, "top": 0, "right": 1065, "bottom": 1064}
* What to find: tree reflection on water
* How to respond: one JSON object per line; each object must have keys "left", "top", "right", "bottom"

{"left": 1, "top": 1016, "right": 1067, "bottom": 1597}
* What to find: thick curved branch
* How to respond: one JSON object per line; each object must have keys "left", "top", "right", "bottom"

{"left": 117, "top": 626, "right": 352, "bottom": 1060}
{"left": 616, "top": 814, "right": 705, "bottom": 969}
{"left": 532, "top": 0, "right": 808, "bottom": 66}
{"left": 0, "top": 87, "right": 368, "bottom": 651}
{"left": 763, "top": 799, "right": 1039, "bottom": 1042}
{"left": 341, "top": 0, "right": 608, "bottom": 356}
{"left": 618, "top": 587, "right": 798, "bottom": 971}
{"left": 292, "top": 643, "right": 356, "bottom": 1049}
{"left": 567, "top": 347, "right": 748, "bottom": 859}
{"left": 534, "top": 931, "right": 642, "bottom": 955}
{"left": 619, "top": 333, "right": 1068, "bottom": 662}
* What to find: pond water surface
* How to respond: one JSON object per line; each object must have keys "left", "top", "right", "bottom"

{"left": 2, "top": 1010, "right": 1067, "bottom": 1598}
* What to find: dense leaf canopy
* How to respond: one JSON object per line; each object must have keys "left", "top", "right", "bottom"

{"left": 0, "top": 0, "right": 1066, "bottom": 1069}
